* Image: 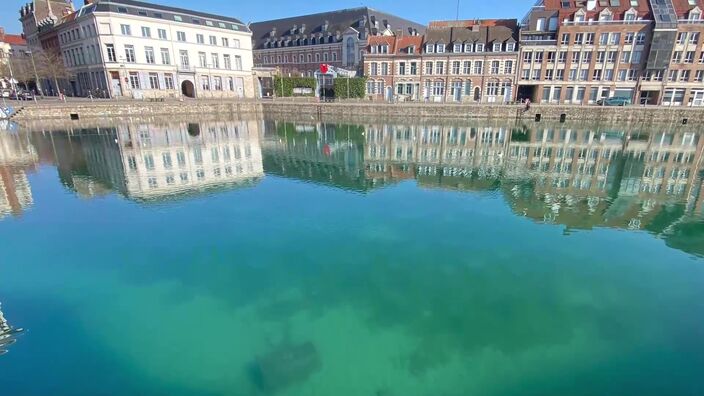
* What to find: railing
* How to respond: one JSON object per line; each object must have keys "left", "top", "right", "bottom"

{"left": 678, "top": 19, "right": 704, "bottom": 25}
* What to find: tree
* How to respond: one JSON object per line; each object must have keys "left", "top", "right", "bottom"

{"left": 36, "top": 50, "right": 69, "bottom": 96}
{"left": 0, "top": 55, "right": 33, "bottom": 90}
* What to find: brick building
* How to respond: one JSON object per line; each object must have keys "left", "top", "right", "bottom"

{"left": 250, "top": 7, "right": 424, "bottom": 77}
{"left": 364, "top": 19, "right": 519, "bottom": 103}
{"left": 518, "top": 0, "right": 704, "bottom": 106}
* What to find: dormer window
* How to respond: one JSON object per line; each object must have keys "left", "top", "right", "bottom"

{"left": 506, "top": 42, "right": 515, "bottom": 52}
{"left": 690, "top": 7, "right": 702, "bottom": 20}
{"left": 624, "top": 7, "right": 638, "bottom": 21}
{"left": 426, "top": 43, "right": 434, "bottom": 53}
{"left": 476, "top": 43, "right": 484, "bottom": 52}
{"left": 599, "top": 8, "right": 613, "bottom": 21}
{"left": 453, "top": 43, "right": 462, "bottom": 53}
{"left": 464, "top": 43, "right": 473, "bottom": 52}
{"left": 436, "top": 43, "right": 445, "bottom": 53}
{"left": 381, "top": 45, "right": 389, "bottom": 54}
{"left": 407, "top": 46, "right": 415, "bottom": 54}
{"left": 574, "top": 8, "right": 586, "bottom": 22}
{"left": 493, "top": 43, "right": 502, "bottom": 52}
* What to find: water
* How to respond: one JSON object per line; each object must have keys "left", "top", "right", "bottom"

{"left": 1, "top": 116, "right": 704, "bottom": 396}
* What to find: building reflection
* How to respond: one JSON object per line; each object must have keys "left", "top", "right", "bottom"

{"left": 0, "top": 127, "right": 37, "bottom": 219}
{"left": 31, "top": 120, "right": 265, "bottom": 202}
{"left": 0, "top": 302, "right": 24, "bottom": 357}
{"left": 262, "top": 118, "right": 704, "bottom": 254}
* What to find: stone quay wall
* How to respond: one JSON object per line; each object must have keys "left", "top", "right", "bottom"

{"left": 9, "top": 99, "right": 704, "bottom": 126}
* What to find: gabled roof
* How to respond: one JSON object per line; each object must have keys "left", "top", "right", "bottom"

{"left": 423, "top": 24, "right": 518, "bottom": 46}
{"left": 542, "top": 0, "right": 652, "bottom": 20}
{"left": 368, "top": 35, "right": 396, "bottom": 52}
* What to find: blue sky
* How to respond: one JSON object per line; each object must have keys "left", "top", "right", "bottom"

{"left": 1, "top": 0, "right": 531, "bottom": 34}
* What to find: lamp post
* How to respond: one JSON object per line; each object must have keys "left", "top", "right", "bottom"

{"left": 27, "top": 50, "right": 43, "bottom": 98}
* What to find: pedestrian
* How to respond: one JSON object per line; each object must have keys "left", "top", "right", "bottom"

{"left": 524, "top": 98, "right": 531, "bottom": 113}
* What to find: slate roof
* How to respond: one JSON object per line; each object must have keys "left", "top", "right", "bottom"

{"left": 250, "top": 7, "right": 425, "bottom": 50}
{"left": 92, "top": 0, "right": 248, "bottom": 29}
{"left": 423, "top": 23, "right": 518, "bottom": 46}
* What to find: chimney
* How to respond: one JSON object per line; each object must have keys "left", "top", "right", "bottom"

{"left": 336, "top": 30, "right": 341, "bottom": 40}
{"left": 291, "top": 24, "right": 297, "bottom": 34}
{"left": 300, "top": 23, "right": 306, "bottom": 33}
{"left": 359, "top": 17, "right": 366, "bottom": 27}
{"left": 270, "top": 27, "right": 277, "bottom": 37}
{"left": 322, "top": 20, "right": 329, "bottom": 31}
{"left": 383, "top": 19, "right": 389, "bottom": 29}
{"left": 396, "top": 29, "right": 403, "bottom": 37}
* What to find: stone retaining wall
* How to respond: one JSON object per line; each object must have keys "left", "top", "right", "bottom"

{"left": 10, "top": 100, "right": 704, "bottom": 126}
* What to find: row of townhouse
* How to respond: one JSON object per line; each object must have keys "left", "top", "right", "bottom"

{"left": 20, "top": 0, "right": 256, "bottom": 99}
{"left": 364, "top": 20, "right": 520, "bottom": 103}
{"left": 364, "top": 0, "right": 704, "bottom": 106}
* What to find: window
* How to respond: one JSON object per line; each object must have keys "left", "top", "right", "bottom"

{"left": 158, "top": 28, "right": 167, "bottom": 39}
{"left": 198, "top": 52, "right": 207, "bottom": 67}
{"left": 196, "top": 34, "right": 204, "bottom": 44}
{"left": 474, "top": 61, "right": 483, "bottom": 74}
{"left": 523, "top": 52, "right": 532, "bottom": 62}
{"left": 476, "top": 43, "right": 484, "bottom": 52}
{"left": 201, "top": 76, "right": 210, "bottom": 90}
{"left": 141, "top": 26, "right": 151, "bottom": 37}
{"left": 625, "top": 32, "right": 634, "bottom": 44}
{"left": 399, "top": 62, "right": 406, "bottom": 75}
{"left": 610, "top": 33, "right": 621, "bottom": 45}
{"left": 211, "top": 53, "right": 219, "bottom": 68}
{"left": 636, "top": 32, "right": 645, "bottom": 44}
{"left": 160, "top": 48, "right": 170, "bottom": 65}
{"left": 436, "top": 61, "right": 444, "bottom": 74}
{"left": 561, "top": 33, "right": 570, "bottom": 45}
{"left": 575, "top": 33, "right": 584, "bottom": 44}
{"left": 585, "top": 33, "right": 594, "bottom": 45}
{"left": 599, "top": 33, "right": 608, "bottom": 45}
{"left": 148, "top": 73, "right": 159, "bottom": 89}
{"left": 120, "top": 24, "right": 131, "bottom": 35}
{"left": 410, "top": 62, "right": 417, "bottom": 75}
{"left": 214, "top": 76, "right": 222, "bottom": 90}
{"left": 180, "top": 50, "right": 189, "bottom": 67}
{"left": 436, "top": 43, "right": 445, "bottom": 53}
{"left": 223, "top": 54, "right": 231, "bottom": 69}
{"left": 132, "top": 45, "right": 151, "bottom": 65}
{"left": 690, "top": 32, "right": 700, "bottom": 45}
{"left": 685, "top": 51, "right": 695, "bottom": 63}
{"left": 381, "top": 63, "right": 389, "bottom": 75}
{"left": 425, "top": 61, "right": 433, "bottom": 75}
{"left": 125, "top": 45, "right": 136, "bottom": 62}
{"left": 164, "top": 73, "right": 174, "bottom": 89}
{"left": 463, "top": 61, "right": 471, "bottom": 74}
{"left": 506, "top": 42, "right": 515, "bottom": 52}
{"left": 129, "top": 72, "right": 140, "bottom": 89}
{"left": 209, "top": 35, "right": 217, "bottom": 45}
{"left": 559, "top": 51, "right": 567, "bottom": 63}
{"left": 177, "top": 31, "right": 186, "bottom": 41}
{"left": 371, "top": 63, "right": 378, "bottom": 76}
{"left": 233, "top": 39, "right": 240, "bottom": 48}
{"left": 222, "top": 37, "right": 229, "bottom": 47}
{"left": 491, "top": 60, "right": 500, "bottom": 74}
{"left": 425, "top": 44, "right": 434, "bottom": 53}
{"left": 106, "top": 44, "right": 116, "bottom": 62}
{"left": 493, "top": 43, "right": 502, "bottom": 52}
{"left": 453, "top": 43, "right": 462, "bottom": 53}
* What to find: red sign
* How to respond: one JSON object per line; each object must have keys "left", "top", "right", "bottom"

{"left": 319, "top": 64, "right": 329, "bottom": 74}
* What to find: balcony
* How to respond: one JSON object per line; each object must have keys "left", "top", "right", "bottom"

{"left": 178, "top": 65, "right": 195, "bottom": 73}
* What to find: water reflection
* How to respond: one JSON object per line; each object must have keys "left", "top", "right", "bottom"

{"left": 3, "top": 117, "right": 704, "bottom": 255}
{"left": 0, "top": 129, "right": 37, "bottom": 219}
{"left": 0, "top": 302, "right": 24, "bottom": 357}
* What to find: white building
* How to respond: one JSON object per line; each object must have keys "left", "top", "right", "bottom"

{"left": 50, "top": 0, "right": 255, "bottom": 99}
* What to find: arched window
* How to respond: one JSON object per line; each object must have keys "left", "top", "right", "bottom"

{"left": 323, "top": 53, "right": 328, "bottom": 62}
{"left": 328, "top": 36, "right": 334, "bottom": 43}
{"left": 473, "top": 86, "right": 481, "bottom": 101}
{"left": 332, "top": 52, "right": 338, "bottom": 61}
{"left": 312, "top": 37, "right": 317, "bottom": 45}
{"left": 346, "top": 37, "right": 355, "bottom": 65}
{"left": 299, "top": 54, "right": 304, "bottom": 63}
{"left": 315, "top": 53, "right": 320, "bottom": 62}
{"left": 306, "top": 53, "right": 312, "bottom": 63}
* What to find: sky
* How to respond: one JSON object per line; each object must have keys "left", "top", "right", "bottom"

{"left": 0, "top": 0, "right": 531, "bottom": 34}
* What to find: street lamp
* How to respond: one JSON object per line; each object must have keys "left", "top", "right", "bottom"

{"left": 26, "top": 50, "right": 43, "bottom": 98}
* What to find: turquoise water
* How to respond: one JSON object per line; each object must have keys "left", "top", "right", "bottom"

{"left": 1, "top": 117, "right": 704, "bottom": 395}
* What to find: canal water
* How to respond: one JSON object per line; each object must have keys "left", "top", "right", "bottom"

{"left": 1, "top": 116, "right": 703, "bottom": 396}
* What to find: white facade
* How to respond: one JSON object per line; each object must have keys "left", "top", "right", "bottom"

{"left": 55, "top": 1, "right": 255, "bottom": 99}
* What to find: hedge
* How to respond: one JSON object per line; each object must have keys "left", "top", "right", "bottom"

{"left": 333, "top": 77, "right": 367, "bottom": 99}
{"left": 273, "top": 76, "right": 316, "bottom": 97}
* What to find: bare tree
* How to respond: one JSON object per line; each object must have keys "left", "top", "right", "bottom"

{"left": 36, "top": 50, "right": 69, "bottom": 96}
{"left": 8, "top": 56, "right": 33, "bottom": 89}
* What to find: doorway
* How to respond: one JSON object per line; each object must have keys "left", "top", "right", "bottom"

{"left": 181, "top": 80, "right": 195, "bottom": 98}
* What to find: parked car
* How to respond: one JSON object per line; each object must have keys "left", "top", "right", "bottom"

{"left": 597, "top": 97, "right": 631, "bottom": 106}
{"left": 10, "top": 90, "right": 34, "bottom": 101}
{"left": 0, "top": 90, "right": 10, "bottom": 98}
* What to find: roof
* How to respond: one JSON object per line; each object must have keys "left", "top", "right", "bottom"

{"left": 542, "top": 0, "right": 652, "bottom": 20}
{"left": 368, "top": 35, "right": 396, "bottom": 52}
{"left": 92, "top": 0, "right": 247, "bottom": 28}
{"left": 395, "top": 35, "right": 423, "bottom": 54}
{"left": 1, "top": 34, "right": 27, "bottom": 46}
{"left": 250, "top": 7, "right": 425, "bottom": 50}
{"left": 424, "top": 24, "right": 518, "bottom": 45}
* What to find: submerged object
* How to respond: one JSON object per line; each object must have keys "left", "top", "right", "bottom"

{"left": 250, "top": 341, "right": 321, "bottom": 391}
{"left": 0, "top": 302, "right": 24, "bottom": 357}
